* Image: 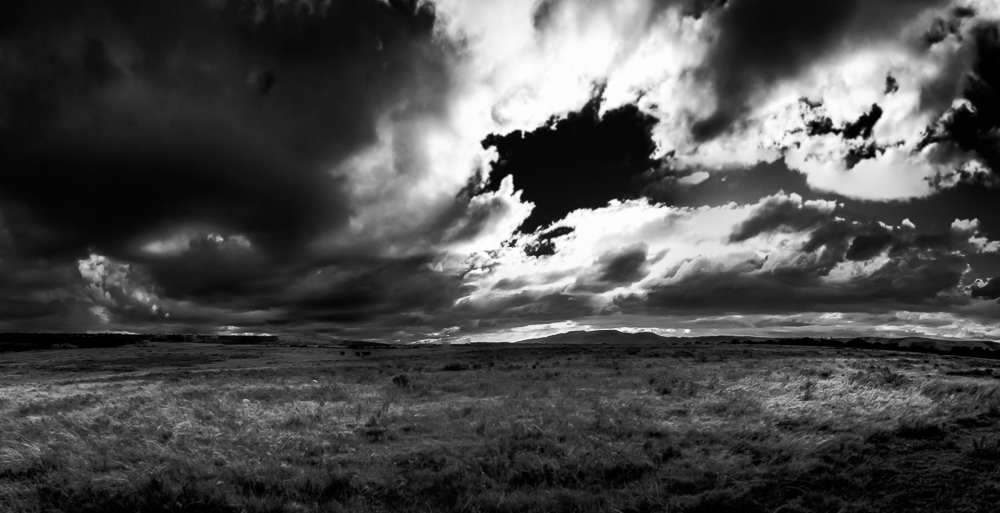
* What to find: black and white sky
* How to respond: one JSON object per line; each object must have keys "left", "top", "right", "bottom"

{"left": 2, "top": 0, "right": 1000, "bottom": 342}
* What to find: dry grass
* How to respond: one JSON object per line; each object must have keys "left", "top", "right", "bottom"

{"left": 2, "top": 341, "right": 1000, "bottom": 512}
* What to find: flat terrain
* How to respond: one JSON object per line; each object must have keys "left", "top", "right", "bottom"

{"left": 3, "top": 336, "right": 1000, "bottom": 512}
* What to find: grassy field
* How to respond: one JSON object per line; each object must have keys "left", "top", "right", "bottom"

{"left": 3, "top": 337, "right": 1000, "bottom": 512}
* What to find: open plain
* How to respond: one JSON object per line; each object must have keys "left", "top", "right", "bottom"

{"left": 3, "top": 335, "right": 1000, "bottom": 512}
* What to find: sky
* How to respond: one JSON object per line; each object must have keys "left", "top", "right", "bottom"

{"left": 1, "top": 0, "right": 1000, "bottom": 342}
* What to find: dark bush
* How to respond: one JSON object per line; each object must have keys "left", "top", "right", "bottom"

{"left": 849, "top": 366, "right": 909, "bottom": 388}
{"left": 894, "top": 419, "right": 945, "bottom": 440}
{"left": 392, "top": 374, "right": 410, "bottom": 388}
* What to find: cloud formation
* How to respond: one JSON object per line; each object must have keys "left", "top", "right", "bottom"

{"left": 594, "top": 0, "right": 1000, "bottom": 200}
{"left": 454, "top": 192, "right": 999, "bottom": 334}
{"left": 0, "top": 0, "right": 489, "bottom": 332}
{"left": 1, "top": 0, "right": 453, "bottom": 258}
{"left": 1, "top": 0, "right": 999, "bottom": 340}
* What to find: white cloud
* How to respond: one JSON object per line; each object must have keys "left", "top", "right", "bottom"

{"left": 315, "top": 0, "right": 999, "bottom": 267}
{"left": 78, "top": 253, "right": 164, "bottom": 321}
{"left": 436, "top": 0, "right": 663, "bottom": 130}
{"left": 89, "top": 305, "right": 111, "bottom": 323}
{"left": 511, "top": 0, "right": 993, "bottom": 201}
{"left": 324, "top": 0, "right": 680, "bottom": 259}
{"left": 953, "top": 219, "right": 1000, "bottom": 253}
{"left": 789, "top": 144, "right": 958, "bottom": 200}
{"left": 459, "top": 193, "right": 835, "bottom": 311}
{"left": 668, "top": 35, "right": 984, "bottom": 198}
{"left": 143, "top": 235, "right": 192, "bottom": 256}
{"left": 677, "top": 171, "right": 710, "bottom": 185}
{"left": 442, "top": 175, "right": 534, "bottom": 255}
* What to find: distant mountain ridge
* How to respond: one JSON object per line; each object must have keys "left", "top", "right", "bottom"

{"left": 519, "top": 330, "right": 671, "bottom": 345}
{"left": 514, "top": 329, "right": 1000, "bottom": 359}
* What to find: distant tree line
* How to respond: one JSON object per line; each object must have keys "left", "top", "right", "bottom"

{"left": 0, "top": 333, "right": 277, "bottom": 352}
{"left": 734, "top": 337, "right": 1000, "bottom": 360}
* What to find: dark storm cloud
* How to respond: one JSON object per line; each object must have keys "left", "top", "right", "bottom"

{"left": 77, "top": 253, "right": 473, "bottom": 334}
{"left": 137, "top": 235, "right": 277, "bottom": 305}
{"left": 279, "top": 257, "right": 472, "bottom": 326}
{"left": 0, "top": 257, "right": 82, "bottom": 326}
{"left": 0, "top": 297, "right": 69, "bottom": 324}
{"left": 791, "top": 214, "right": 900, "bottom": 265}
{"left": 799, "top": 221, "right": 853, "bottom": 268}
{"left": 0, "top": 0, "right": 462, "bottom": 330}
{"left": 0, "top": 215, "right": 91, "bottom": 329}
{"left": 0, "top": 0, "right": 451, "bottom": 260}
{"left": 571, "top": 243, "right": 650, "bottom": 293}
{"left": 729, "top": 193, "right": 833, "bottom": 242}
{"left": 844, "top": 226, "right": 894, "bottom": 261}
{"left": 970, "top": 277, "right": 1000, "bottom": 300}
{"left": 480, "top": 96, "right": 659, "bottom": 233}
{"left": 691, "top": 0, "right": 945, "bottom": 140}
{"left": 597, "top": 243, "right": 650, "bottom": 283}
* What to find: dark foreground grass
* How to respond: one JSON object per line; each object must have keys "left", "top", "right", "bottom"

{"left": 3, "top": 341, "right": 1000, "bottom": 512}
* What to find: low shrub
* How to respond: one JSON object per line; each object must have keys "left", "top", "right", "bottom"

{"left": 848, "top": 365, "right": 909, "bottom": 389}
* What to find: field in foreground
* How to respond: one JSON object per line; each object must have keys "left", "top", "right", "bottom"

{"left": 3, "top": 337, "right": 1000, "bottom": 512}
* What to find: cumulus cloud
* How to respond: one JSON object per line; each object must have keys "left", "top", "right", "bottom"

{"left": 440, "top": 0, "right": 1000, "bottom": 217}
{"left": 691, "top": 0, "right": 945, "bottom": 140}
{"left": 78, "top": 254, "right": 166, "bottom": 322}
{"left": 590, "top": 1, "right": 1000, "bottom": 200}
{"left": 452, "top": 192, "right": 998, "bottom": 332}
